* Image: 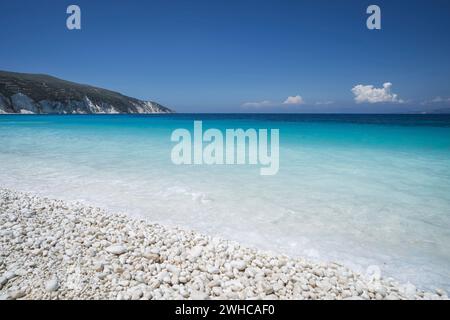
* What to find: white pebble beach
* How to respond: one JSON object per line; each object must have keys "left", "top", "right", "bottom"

{"left": 0, "top": 188, "right": 447, "bottom": 300}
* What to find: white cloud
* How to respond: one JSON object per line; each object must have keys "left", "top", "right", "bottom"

{"left": 283, "top": 95, "right": 304, "bottom": 105}
{"left": 351, "top": 82, "right": 403, "bottom": 104}
{"left": 315, "top": 100, "right": 334, "bottom": 105}
{"left": 241, "top": 100, "right": 273, "bottom": 108}
{"left": 242, "top": 94, "right": 305, "bottom": 108}
{"left": 421, "top": 96, "right": 450, "bottom": 105}
{"left": 431, "top": 96, "right": 450, "bottom": 103}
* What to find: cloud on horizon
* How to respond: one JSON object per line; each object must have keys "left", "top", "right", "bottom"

{"left": 283, "top": 95, "right": 304, "bottom": 105}
{"left": 315, "top": 100, "right": 334, "bottom": 105}
{"left": 242, "top": 95, "right": 304, "bottom": 108}
{"left": 241, "top": 100, "right": 273, "bottom": 108}
{"left": 421, "top": 96, "right": 450, "bottom": 105}
{"left": 351, "top": 82, "right": 403, "bottom": 104}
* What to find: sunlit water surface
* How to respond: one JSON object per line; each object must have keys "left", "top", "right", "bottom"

{"left": 1, "top": 114, "right": 449, "bottom": 291}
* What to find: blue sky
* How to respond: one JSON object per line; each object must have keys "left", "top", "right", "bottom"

{"left": 1, "top": 0, "right": 450, "bottom": 112}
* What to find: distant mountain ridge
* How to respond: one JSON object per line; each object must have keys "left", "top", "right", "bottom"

{"left": 0, "top": 70, "right": 173, "bottom": 114}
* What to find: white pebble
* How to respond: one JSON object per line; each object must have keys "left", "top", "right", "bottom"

{"left": 45, "top": 277, "right": 59, "bottom": 292}
{"left": 106, "top": 245, "right": 128, "bottom": 255}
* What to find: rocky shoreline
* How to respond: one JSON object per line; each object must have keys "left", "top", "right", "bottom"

{"left": 0, "top": 188, "right": 447, "bottom": 300}
{"left": 0, "top": 70, "right": 173, "bottom": 114}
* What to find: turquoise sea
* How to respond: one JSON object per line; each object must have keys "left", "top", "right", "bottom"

{"left": 1, "top": 114, "right": 450, "bottom": 291}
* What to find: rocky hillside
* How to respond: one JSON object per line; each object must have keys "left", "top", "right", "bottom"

{"left": 0, "top": 71, "right": 173, "bottom": 114}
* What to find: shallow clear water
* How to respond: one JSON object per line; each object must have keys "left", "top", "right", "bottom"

{"left": 1, "top": 114, "right": 450, "bottom": 291}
